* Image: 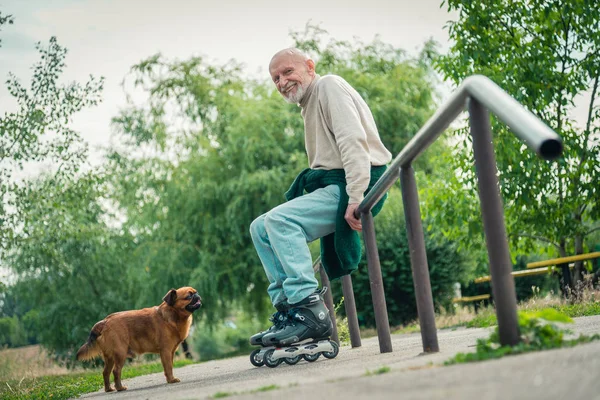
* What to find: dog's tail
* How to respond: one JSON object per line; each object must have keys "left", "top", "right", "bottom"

{"left": 76, "top": 320, "right": 105, "bottom": 361}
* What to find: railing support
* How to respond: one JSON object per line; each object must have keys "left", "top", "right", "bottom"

{"left": 361, "top": 211, "right": 393, "bottom": 353}
{"left": 355, "top": 75, "right": 562, "bottom": 354}
{"left": 469, "top": 97, "right": 520, "bottom": 346}
{"left": 341, "top": 275, "right": 362, "bottom": 348}
{"left": 318, "top": 266, "right": 339, "bottom": 345}
{"left": 400, "top": 166, "right": 439, "bottom": 352}
{"left": 559, "top": 263, "right": 573, "bottom": 296}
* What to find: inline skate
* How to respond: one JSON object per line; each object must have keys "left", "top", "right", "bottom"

{"left": 249, "top": 303, "right": 289, "bottom": 367}
{"left": 259, "top": 288, "right": 339, "bottom": 368}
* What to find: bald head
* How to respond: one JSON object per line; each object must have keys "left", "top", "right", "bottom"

{"left": 269, "top": 48, "right": 311, "bottom": 71}
{"left": 269, "top": 48, "right": 316, "bottom": 104}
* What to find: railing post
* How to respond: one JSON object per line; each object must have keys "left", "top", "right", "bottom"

{"left": 469, "top": 97, "right": 521, "bottom": 346}
{"left": 341, "top": 275, "right": 362, "bottom": 347}
{"left": 559, "top": 263, "right": 573, "bottom": 298}
{"left": 400, "top": 166, "right": 439, "bottom": 353}
{"left": 361, "top": 211, "right": 393, "bottom": 353}
{"left": 318, "top": 266, "right": 339, "bottom": 345}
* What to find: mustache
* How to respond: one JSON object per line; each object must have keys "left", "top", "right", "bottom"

{"left": 280, "top": 82, "right": 295, "bottom": 93}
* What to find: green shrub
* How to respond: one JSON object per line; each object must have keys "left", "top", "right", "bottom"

{"left": 0, "top": 316, "right": 27, "bottom": 348}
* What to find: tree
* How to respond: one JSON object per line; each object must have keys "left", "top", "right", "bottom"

{"left": 0, "top": 34, "right": 104, "bottom": 258}
{"left": 4, "top": 172, "right": 137, "bottom": 361}
{"left": 0, "top": 11, "right": 14, "bottom": 47}
{"left": 0, "top": 13, "right": 106, "bottom": 356}
{"left": 433, "top": 0, "right": 600, "bottom": 283}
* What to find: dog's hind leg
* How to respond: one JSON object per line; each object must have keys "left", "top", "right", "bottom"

{"left": 160, "top": 349, "right": 180, "bottom": 383}
{"left": 103, "top": 357, "right": 115, "bottom": 392}
{"left": 112, "top": 354, "right": 128, "bottom": 391}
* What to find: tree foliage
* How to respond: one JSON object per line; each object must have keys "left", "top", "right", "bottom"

{"left": 3, "top": 172, "right": 137, "bottom": 360}
{"left": 0, "top": 15, "right": 105, "bottom": 355}
{"left": 0, "top": 36, "right": 104, "bottom": 257}
{"left": 433, "top": 0, "right": 600, "bottom": 280}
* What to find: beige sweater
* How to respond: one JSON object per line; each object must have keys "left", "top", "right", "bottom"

{"left": 299, "top": 74, "right": 392, "bottom": 203}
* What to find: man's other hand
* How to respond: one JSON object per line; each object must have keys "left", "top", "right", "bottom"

{"left": 344, "top": 203, "right": 362, "bottom": 232}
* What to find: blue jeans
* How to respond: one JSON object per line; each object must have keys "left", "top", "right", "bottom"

{"left": 249, "top": 185, "right": 340, "bottom": 306}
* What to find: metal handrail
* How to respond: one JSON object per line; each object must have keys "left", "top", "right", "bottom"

{"left": 351, "top": 74, "right": 563, "bottom": 353}
{"left": 358, "top": 75, "right": 562, "bottom": 216}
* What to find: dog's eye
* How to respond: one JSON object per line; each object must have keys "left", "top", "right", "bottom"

{"left": 186, "top": 294, "right": 192, "bottom": 300}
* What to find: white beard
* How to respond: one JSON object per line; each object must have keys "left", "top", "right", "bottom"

{"left": 281, "top": 83, "right": 306, "bottom": 104}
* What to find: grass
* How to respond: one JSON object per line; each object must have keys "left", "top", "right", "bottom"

{"left": 392, "top": 287, "right": 600, "bottom": 333}
{"left": 550, "top": 301, "right": 600, "bottom": 317}
{"left": 465, "top": 310, "right": 498, "bottom": 328}
{"left": 252, "top": 384, "right": 280, "bottom": 392}
{"left": 445, "top": 308, "right": 600, "bottom": 365}
{"left": 0, "top": 358, "right": 195, "bottom": 400}
{"left": 212, "top": 391, "right": 235, "bottom": 398}
{"left": 392, "top": 304, "right": 482, "bottom": 334}
{"left": 210, "top": 384, "right": 282, "bottom": 398}
{"left": 365, "top": 366, "right": 391, "bottom": 376}
{"left": 388, "top": 288, "right": 600, "bottom": 366}
{"left": 464, "top": 294, "right": 600, "bottom": 329}
{"left": 0, "top": 345, "right": 70, "bottom": 382}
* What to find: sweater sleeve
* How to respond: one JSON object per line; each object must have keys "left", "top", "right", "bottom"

{"left": 319, "top": 77, "right": 371, "bottom": 204}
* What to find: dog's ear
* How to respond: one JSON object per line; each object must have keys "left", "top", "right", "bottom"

{"left": 162, "top": 289, "right": 178, "bottom": 306}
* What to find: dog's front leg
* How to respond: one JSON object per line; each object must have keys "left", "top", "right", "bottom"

{"left": 160, "top": 350, "right": 180, "bottom": 383}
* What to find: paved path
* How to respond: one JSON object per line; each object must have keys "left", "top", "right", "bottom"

{"left": 79, "top": 315, "right": 600, "bottom": 400}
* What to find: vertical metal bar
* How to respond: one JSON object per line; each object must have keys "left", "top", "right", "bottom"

{"left": 361, "top": 211, "right": 393, "bottom": 353}
{"left": 400, "top": 166, "right": 439, "bottom": 353}
{"left": 318, "top": 266, "right": 339, "bottom": 345}
{"left": 469, "top": 97, "right": 521, "bottom": 346}
{"left": 559, "top": 263, "right": 572, "bottom": 297}
{"left": 341, "top": 275, "right": 362, "bottom": 348}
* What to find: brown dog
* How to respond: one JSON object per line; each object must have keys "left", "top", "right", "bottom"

{"left": 76, "top": 287, "right": 202, "bottom": 392}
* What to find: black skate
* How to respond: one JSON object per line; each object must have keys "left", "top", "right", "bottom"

{"left": 260, "top": 288, "right": 339, "bottom": 368}
{"left": 249, "top": 303, "right": 289, "bottom": 367}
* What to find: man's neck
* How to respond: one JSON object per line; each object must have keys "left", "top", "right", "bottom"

{"left": 299, "top": 74, "right": 320, "bottom": 108}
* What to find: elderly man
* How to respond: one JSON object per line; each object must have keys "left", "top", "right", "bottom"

{"left": 249, "top": 48, "right": 392, "bottom": 349}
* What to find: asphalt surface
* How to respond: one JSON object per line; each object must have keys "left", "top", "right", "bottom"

{"left": 79, "top": 315, "right": 600, "bottom": 400}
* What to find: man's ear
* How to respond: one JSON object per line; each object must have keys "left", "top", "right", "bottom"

{"left": 307, "top": 59, "right": 315, "bottom": 75}
{"left": 162, "top": 289, "right": 177, "bottom": 306}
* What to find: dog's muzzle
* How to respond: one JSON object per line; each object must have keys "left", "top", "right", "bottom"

{"left": 186, "top": 293, "right": 202, "bottom": 312}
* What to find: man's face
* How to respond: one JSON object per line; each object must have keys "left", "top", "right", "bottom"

{"left": 269, "top": 54, "right": 315, "bottom": 104}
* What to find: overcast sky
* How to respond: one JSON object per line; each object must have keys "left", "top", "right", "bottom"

{"left": 0, "top": 0, "right": 459, "bottom": 165}
{"left": 2, "top": 0, "right": 592, "bottom": 170}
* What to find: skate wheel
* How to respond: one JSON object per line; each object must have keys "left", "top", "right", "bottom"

{"left": 250, "top": 348, "right": 264, "bottom": 367}
{"left": 322, "top": 341, "right": 339, "bottom": 359}
{"left": 303, "top": 353, "right": 320, "bottom": 362}
{"left": 284, "top": 355, "right": 301, "bottom": 365}
{"left": 263, "top": 349, "right": 283, "bottom": 368}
